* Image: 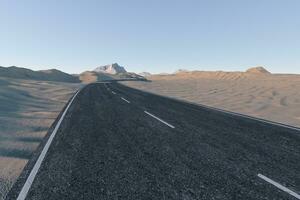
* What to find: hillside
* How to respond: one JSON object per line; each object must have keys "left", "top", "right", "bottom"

{"left": 151, "top": 66, "right": 273, "bottom": 81}
{"left": 0, "top": 66, "right": 80, "bottom": 83}
{"left": 246, "top": 66, "right": 271, "bottom": 74}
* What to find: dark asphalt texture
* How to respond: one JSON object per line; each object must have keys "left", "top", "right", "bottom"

{"left": 7, "top": 83, "right": 300, "bottom": 199}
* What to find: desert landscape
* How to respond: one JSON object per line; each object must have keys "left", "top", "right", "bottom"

{"left": 1, "top": 64, "right": 300, "bottom": 199}
{"left": 1, "top": 1, "right": 299, "bottom": 198}
{"left": 124, "top": 67, "right": 300, "bottom": 128}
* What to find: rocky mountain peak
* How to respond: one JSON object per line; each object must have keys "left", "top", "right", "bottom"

{"left": 93, "top": 63, "right": 127, "bottom": 74}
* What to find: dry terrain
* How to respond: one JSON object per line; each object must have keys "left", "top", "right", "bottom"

{"left": 0, "top": 77, "right": 80, "bottom": 199}
{"left": 1, "top": 66, "right": 300, "bottom": 198}
{"left": 123, "top": 70, "right": 300, "bottom": 128}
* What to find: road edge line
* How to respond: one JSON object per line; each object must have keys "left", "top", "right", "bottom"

{"left": 16, "top": 88, "right": 82, "bottom": 200}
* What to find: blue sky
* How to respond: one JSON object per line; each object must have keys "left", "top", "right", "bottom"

{"left": 0, "top": 0, "right": 299, "bottom": 74}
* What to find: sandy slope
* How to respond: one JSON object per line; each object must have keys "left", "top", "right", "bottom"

{"left": 0, "top": 77, "right": 80, "bottom": 199}
{"left": 122, "top": 72, "right": 300, "bottom": 128}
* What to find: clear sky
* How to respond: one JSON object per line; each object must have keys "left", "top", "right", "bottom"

{"left": 0, "top": 0, "right": 299, "bottom": 74}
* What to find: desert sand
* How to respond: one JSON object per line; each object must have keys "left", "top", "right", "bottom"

{"left": 123, "top": 69, "right": 300, "bottom": 128}
{"left": 0, "top": 77, "right": 80, "bottom": 199}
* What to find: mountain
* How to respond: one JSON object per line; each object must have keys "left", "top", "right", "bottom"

{"left": 78, "top": 63, "right": 147, "bottom": 83}
{"left": 138, "top": 72, "right": 152, "bottom": 77}
{"left": 0, "top": 66, "right": 80, "bottom": 82}
{"left": 246, "top": 66, "right": 271, "bottom": 74}
{"left": 93, "top": 63, "right": 126, "bottom": 74}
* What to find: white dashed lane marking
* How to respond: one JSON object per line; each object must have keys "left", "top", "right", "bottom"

{"left": 258, "top": 174, "right": 300, "bottom": 199}
{"left": 144, "top": 111, "right": 175, "bottom": 129}
{"left": 121, "top": 97, "right": 130, "bottom": 103}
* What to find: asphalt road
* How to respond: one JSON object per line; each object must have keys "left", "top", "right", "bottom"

{"left": 7, "top": 82, "right": 300, "bottom": 200}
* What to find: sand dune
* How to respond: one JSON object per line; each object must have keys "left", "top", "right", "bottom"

{"left": 123, "top": 69, "right": 300, "bottom": 128}
{"left": 0, "top": 77, "right": 80, "bottom": 199}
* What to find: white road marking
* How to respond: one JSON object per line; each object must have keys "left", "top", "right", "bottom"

{"left": 144, "top": 111, "right": 175, "bottom": 128}
{"left": 258, "top": 174, "right": 300, "bottom": 199}
{"left": 121, "top": 97, "right": 130, "bottom": 103}
{"left": 16, "top": 89, "right": 82, "bottom": 200}
{"left": 112, "top": 91, "right": 116, "bottom": 94}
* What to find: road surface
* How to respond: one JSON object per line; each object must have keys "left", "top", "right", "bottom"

{"left": 7, "top": 82, "right": 300, "bottom": 199}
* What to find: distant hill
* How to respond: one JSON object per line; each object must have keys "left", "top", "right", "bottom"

{"left": 0, "top": 66, "right": 80, "bottom": 82}
{"left": 0, "top": 64, "right": 146, "bottom": 84}
{"left": 156, "top": 72, "right": 170, "bottom": 75}
{"left": 171, "top": 66, "right": 271, "bottom": 76}
{"left": 94, "top": 63, "right": 126, "bottom": 74}
{"left": 246, "top": 66, "right": 271, "bottom": 74}
{"left": 0, "top": 64, "right": 275, "bottom": 83}
{"left": 174, "top": 69, "right": 189, "bottom": 74}
{"left": 138, "top": 72, "right": 152, "bottom": 77}
{"left": 150, "top": 66, "right": 274, "bottom": 81}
